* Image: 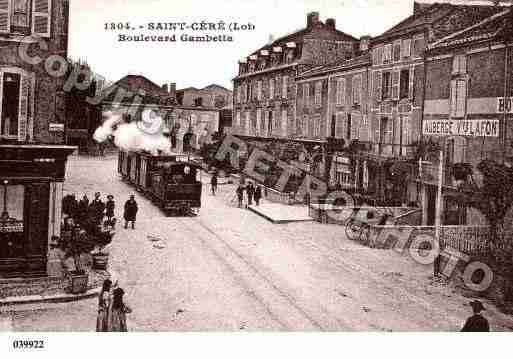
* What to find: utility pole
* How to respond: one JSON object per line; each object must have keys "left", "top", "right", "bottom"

{"left": 434, "top": 149, "right": 444, "bottom": 277}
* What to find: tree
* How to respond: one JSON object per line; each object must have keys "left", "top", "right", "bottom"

{"left": 455, "top": 159, "right": 513, "bottom": 302}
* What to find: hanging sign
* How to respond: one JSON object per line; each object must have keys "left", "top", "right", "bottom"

{"left": 423, "top": 119, "right": 499, "bottom": 137}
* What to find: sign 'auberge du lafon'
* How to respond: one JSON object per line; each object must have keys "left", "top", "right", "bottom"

{"left": 422, "top": 119, "right": 499, "bottom": 137}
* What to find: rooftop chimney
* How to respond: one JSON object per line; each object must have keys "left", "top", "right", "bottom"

{"left": 413, "top": 2, "right": 431, "bottom": 15}
{"left": 169, "top": 83, "right": 176, "bottom": 99}
{"left": 162, "top": 84, "right": 169, "bottom": 93}
{"left": 359, "top": 36, "right": 371, "bottom": 52}
{"left": 307, "top": 12, "right": 320, "bottom": 29}
{"left": 326, "top": 18, "right": 336, "bottom": 30}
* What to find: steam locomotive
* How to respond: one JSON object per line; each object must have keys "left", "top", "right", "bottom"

{"left": 117, "top": 150, "right": 202, "bottom": 215}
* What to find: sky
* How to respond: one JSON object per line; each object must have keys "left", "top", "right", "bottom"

{"left": 67, "top": 0, "right": 506, "bottom": 90}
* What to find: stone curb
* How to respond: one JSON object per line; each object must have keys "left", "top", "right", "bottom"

{"left": 0, "top": 287, "right": 101, "bottom": 307}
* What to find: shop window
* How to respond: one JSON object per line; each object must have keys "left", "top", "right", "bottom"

{"left": 0, "top": 183, "right": 25, "bottom": 259}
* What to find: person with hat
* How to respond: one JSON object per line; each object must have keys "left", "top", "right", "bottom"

{"left": 461, "top": 300, "right": 490, "bottom": 332}
{"left": 108, "top": 287, "right": 132, "bottom": 332}
{"left": 123, "top": 195, "right": 138, "bottom": 229}
{"left": 105, "top": 195, "right": 116, "bottom": 227}
{"left": 90, "top": 192, "right": 106, "bottom": 226}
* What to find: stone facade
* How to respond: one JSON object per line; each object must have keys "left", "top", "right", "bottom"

{"left": 0, "top": 0, "right": 69, "bottom": 144}
{"left": 0, "top": 0, "right": 76, "bottom": 278}
{"left": 421, "top": 8, "right": 513, "bottom": 226}
{"left": 231, "top": 12, "right": 358, "bottom": 142}
{"left": 177, "top": 84, "right": 232, "bottom": 109}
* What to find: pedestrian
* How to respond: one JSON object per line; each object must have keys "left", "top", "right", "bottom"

{"left": 90, "top": 192, "right": 105, "bottom": 226}
{"left": 246, "top": 182, "right": 255, "bottom": 207}
{"left": 96, "top": 279, "right": 113, "bottom": 332}
{"left": 106, "top": 195, "right": 115, "bottom": 226}
{"left": 108, "top": 287, "right": 132, "bottom": 332}
{"left": 211, "top": 172, "right": 218, "bottom": 196}
{"left": 461, "top": 300, "right": 490, "bottom": 332}
{"left": 98, "top": 142, "right": 105, "bottom": 157}
{"left": 254, "top": 185, "right": 262, "bottom": 206}
{"left": 236, "top": 184, "right": 244, "bottom": 208}
{"left": 77, "top": 194, "right": 89, "bottom": 224}
{"left": 123, "top": 195, "right": 138, "bottom": 229}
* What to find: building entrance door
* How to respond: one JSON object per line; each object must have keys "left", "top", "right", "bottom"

{"left": 426, "top": 185, "right": 436, "bottom": 226}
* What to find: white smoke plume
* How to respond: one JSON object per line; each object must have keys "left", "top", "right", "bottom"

{"left": 93, "top": 110, "right": 173, "bottom": 156}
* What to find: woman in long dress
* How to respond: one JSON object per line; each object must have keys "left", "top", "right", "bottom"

{"left": 108, "top": 287, "right": 132, "bottom": 332}
{"left": 96, "top": 279, "right": 112, "bottom": 332}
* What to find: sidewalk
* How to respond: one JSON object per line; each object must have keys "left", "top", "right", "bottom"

{"left": 248, "top": 203, "right": 313, "bottom": 223}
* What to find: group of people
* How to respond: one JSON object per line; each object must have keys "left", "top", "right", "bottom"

{"left": 62, "top": 192, "right": 139, "bottom": 230}
{"left": 97, "top": 279, "right": 132, "bottom": 332}
{"left": 235, "top": 181, "right": 262, "bottom": 208}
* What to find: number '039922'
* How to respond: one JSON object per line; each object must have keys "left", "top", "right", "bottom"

{"left": 12, "top": 340, "right": 45, "bottom": 350}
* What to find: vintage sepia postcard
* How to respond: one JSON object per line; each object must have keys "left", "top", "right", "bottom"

{"left": 0, "top": 0, "right": 512, "bottom": 356}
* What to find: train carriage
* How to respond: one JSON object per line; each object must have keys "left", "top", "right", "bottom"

{"left": 117, "top": 150, "right": 202, "bottom": 215}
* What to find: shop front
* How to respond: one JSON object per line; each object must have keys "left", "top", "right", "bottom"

{"left": 0, "top": 144, "right": 75, "bottom": 278}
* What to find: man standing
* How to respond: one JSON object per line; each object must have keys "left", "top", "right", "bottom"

{"left": 123, "top": 195, "right": 138, "bottom": 229}
{"left": 254, "top": 185, "right": 262, "bottom": 206}
{"left": 246, "top": 182, "right": 255, "bottom": 207}
{"left": 211, "top": 172, "right": 218, "bottom": 196}
{"left": 105, "top": 195, "right": 116, "bottom": 227}
{"left": 236, "top": 184, "right": 244, "bottom": 208}
{"left": 90, "top": 192, "right": 105, "bottom": 226}
{"left": 461, "top": 300, "right": 490, "bottom": 332}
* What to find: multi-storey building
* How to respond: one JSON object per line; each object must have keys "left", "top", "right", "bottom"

{"left": 421, "top": 7, "right": 513, "bottom": 226}
{"left": 296, "top": 41, "right": 371, "bottom": 187}
{"left": 176, "top": 84, "right": 232, "bottom": 109}
{"left": 0, "top": 0, "right": 76, "bottom": 277}
{"left": 231, "top": 12, "right": 358, "bottom": 155}
{"left": 365, "top": 2, "right": 506, "bottom": 206}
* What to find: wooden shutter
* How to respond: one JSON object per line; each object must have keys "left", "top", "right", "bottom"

{"left": 0, "top": 0, "right": 11, "bottom": 34}
{"left": 18, "top": 73, "right": 30, "bottom": 141}
{"left": 33, "top": 0, "right": 52, "bottom": 38}
{"left": 394, "top": 116, "right": 401, "bottom": 145}
{"left": 0, "top": 72, "right": 3, "bottom": 133}
{"left": 352, "top": 113, "right": 361, "bottom": 140}
{"left": 393, "top": 40, "right": 401, "bottom": 62}
{"left": 402, "top": 116, "right": 410, "bottom": 145}
{"left": 408, "top": 66, "right": 415, "bottom": 100}
{"left": 450, "top": 80, "right": 457, "bottom": 117}
{"left": 402, "top": 39, "right": 411, "bottom": 58}
{"left": 456, "top": 80, "right": 466, "bottom": 117}
{"left": 269, "top": 78, "right": 274, "bottom": 99}
{"left": 392, "top": 70, "right": 400, "bottom": 100}
{"left": 281, "top": 109, "right": 287, "bottom": 135}
{"left": 374, "top": 71, "right": 382, "bottom": 103}
{"left": 336, "top": 112, "right": 344, "bottom": 138}
{"left": 337, "top": 78, "right": 345, "bottom": 105}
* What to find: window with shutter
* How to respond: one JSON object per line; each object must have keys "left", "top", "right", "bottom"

{"left": 391, "top": 71, "right": 400, "bottom": 100}
{"left": 374, "top": 71, "right": 382, "bottom": 102}
{"left": 352, "top": 113, "right": 361, "bottom": 140}
{"left": 245, "top": 111, "right": 250, "bottom": 134}
{"left": 0, "top": 0, "right": 10, "bottom": 33}
{"left": 402, "top": 39, "right": 411, "bottom": 58}
{"left": 399, "top": 69, "right": 410, "bottom": 99}
{"left": 346, "top": 114, "right": 352, "bottom": 141}
{"left": 282, "top": 76, "right": 288, "bottom": 98}
{"left": 256, "top": 109, "right": 261, "bottom": 135}
{"left": 413, "top": 35, "right": 425, "bottom": 58}
{"left": 352, "top": 75, "right": 361, "bottom": 105}
{"left": 408, "top": 66, "right": 415, "bottom": 100}
{"left": 0, "top": 70, "right": 31, "bottom": 140}
{"left": 393, "top": 40, "right": 401, "bottom": 62}
{"left": 452, "top": 54, "right": 467, "bottom": 75}
{"left": 394, "top": 116, "right": 401, "bottom": 145}
{"left": 301, "top": 115, "right": 307, "bottom": 135}
{"left": 402, "top": 116, "right": 410, "bottom": 145}
{"left": 450, "top": 79, "right": 467, "bottom": 118}
{"left": 382, "top": 72, "right": 391, "bottom": 99}
{"left": 315, "top": 81, "right": 322, "bottom": 106}
{"left": 335, "top": 112, "right": 344, "bottom": 138}
{"left": 257, "top": 81, "right": 262, "bottom": 100}
{"left": 336, "top": 78, "right": 345, "bottom": 105}
{"left": 281, "top": 109, "right": 287, "bottom": 135}
{"left": 236, "top": 111, "right": 241, "bottom": 128}
{"left": 32, "top": 0, "right": 51, "bottom": 38}
{"left": 383, "top": 44, "right": 392, "bottom": 63}
{"left": 269, "top": 78, "right": 274, "bottom": 99}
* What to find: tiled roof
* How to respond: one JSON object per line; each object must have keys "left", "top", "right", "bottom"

{"left": 377, "top": 3, "right": 506, "bottom": 40}
{"left": 428, "top": 8, "right": 512, "bottom": 50}
{"left": 298, "top": 52, "right": 371, "bottom": 78}
{"left": 101, "top": 75, "right": 173, "bottom": 105}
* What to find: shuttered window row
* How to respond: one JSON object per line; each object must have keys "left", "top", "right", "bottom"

{"left": 0, "top": 0, "right": 51, "bottom": 37}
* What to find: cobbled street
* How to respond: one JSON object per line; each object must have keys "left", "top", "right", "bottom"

{"left": 1, "top": 155, "right": 513, "bottom": 331}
